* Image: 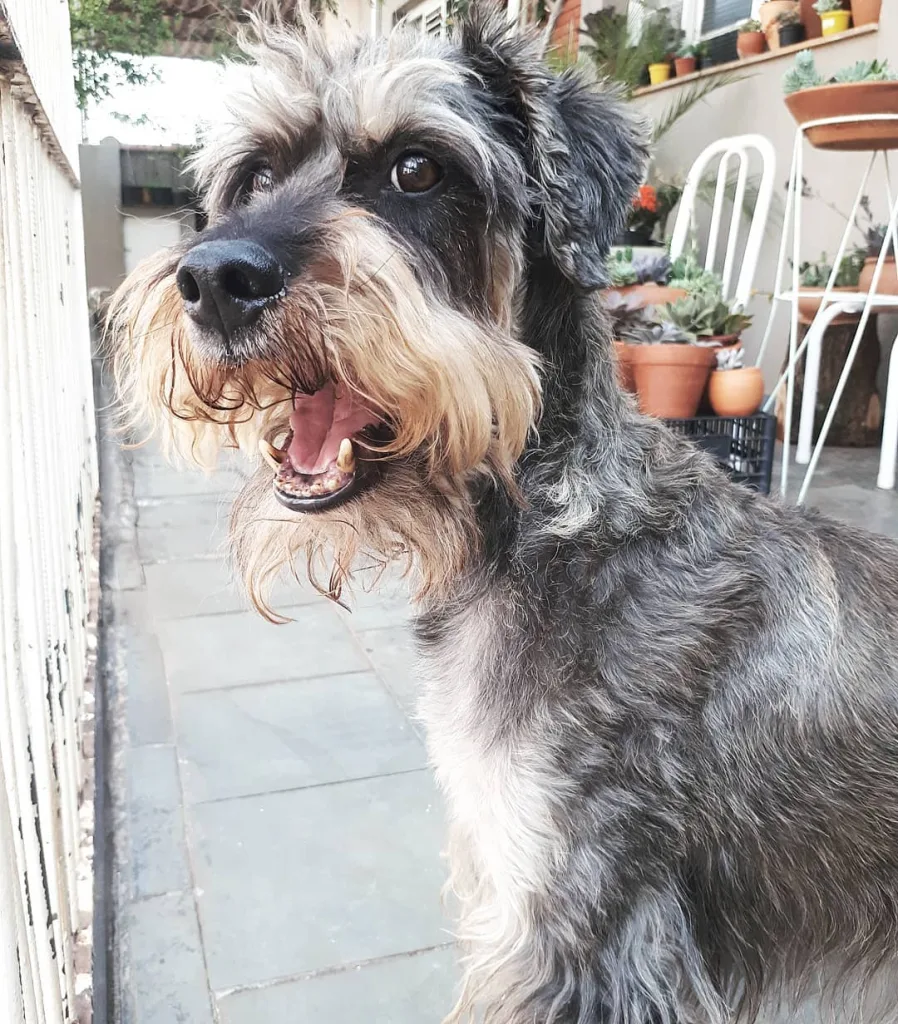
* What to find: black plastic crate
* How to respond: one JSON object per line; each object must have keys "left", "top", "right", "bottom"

{"left": 664, "top": 412, "right": 776, "bottom": 495}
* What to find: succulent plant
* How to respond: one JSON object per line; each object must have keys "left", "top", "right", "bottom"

{"left": 740, "top": 18, "right": 763, "bottom": 32}
{"left": 834, "top": 59, "right": 896, "bottom": 85}
{"left": 785, "top": 51, "right": 896, "bottom": 95}
{"left": 716, "top": 346, "right": 745, "bottom": 371}
{"left": 783, "top": 50, "right": 825, "bottom": 94}
{"left": 662, "top": 291, "right": 753, "bottom": 339}
{"left": 775, "top": 8, "right": 802, "bottom": 25}
{"left": 667, "top": 249, "right": 724, "bottom": 295}
{"left": 635, "top": 320, "right": 696, "bottom": 345}
{"left": 812, "top": 0, "right": 844, "bottom": 12}
{"left": 602, "top": 289, "right": 652, "bottom": 340}
{"left": 798, "top": 248, "right": 866, "bottom": 288}
{"left": 632, "top": 251, "right": 672, "bottom": 285}
{"left": 608, "top": 248, "right": 638, "bottom": 288}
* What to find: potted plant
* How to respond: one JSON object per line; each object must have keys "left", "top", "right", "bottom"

{"left": 775, "top": 8, "right": 807, "bottom": 46}
{"left": 606, "top": 249, "right": 689, "bottom": 307}
{"left": 661, "top": 285, "right": 754, "bottom": 348}
{"left": 691, "top": 40, "right": 710, "bottom": 70}
{"left": 629, "top": 325, "right": 719, "bottom": 419}
{"left": 760, "top": 0, "right": 800, "bottom": 45}
{"left": 855, "top": 199, "right": 897, "bottom": 295}
{"left": 617, "top": 185, "right": 664, "bottom": 246}
{"left": 783, "top": 52, "right": 898, "bottom": 150}
{"left": 850, "top": 0, "right": 881, "bottom": 27}
{"left": 674, "top": 43, "right": 698, "bottom": 77}
{"left": 796, "top": 249, "right": 866, "bottom": 324}
{"left": 603, "top": 290, "right": 647, "bottom": 392}
{"left": 737, "top": 19, "right": 767, "bottom": 58}
{"left": 813, "top": 0, "right": 851, "bottom": 34}
{"left": 708, "top": 347, "right": 765, "bottom": 417}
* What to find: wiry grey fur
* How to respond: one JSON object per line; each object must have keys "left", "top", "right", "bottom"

{"left": 112, "top": 7, "right": 898, "bottom": 1023}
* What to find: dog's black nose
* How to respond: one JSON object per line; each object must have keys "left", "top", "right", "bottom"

{"left": 176, "top": 240, "right": 284, "bottom": 337}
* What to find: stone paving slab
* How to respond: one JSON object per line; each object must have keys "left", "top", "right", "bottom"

{"left": 156, "top": 603, "right": 369, "bottom": 692}
{"left": 126, "top": 891, "right": 215, "bottom": 1024}
{"left": 174, "top": 671, "right": 427, "bottom": 803}
{"left": 189, "top": 769, "right": 447, "bottom": 992}
{"left": 217, "top": 947, "right": 459, "bottom": 1024}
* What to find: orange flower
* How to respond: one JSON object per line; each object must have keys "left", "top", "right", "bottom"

{"left": 633, "top": 185, "right": 657, "bottom": 213}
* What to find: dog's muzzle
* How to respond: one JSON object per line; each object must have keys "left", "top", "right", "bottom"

{"left": 176, "top": 239, "right": 285, "bottom": 343}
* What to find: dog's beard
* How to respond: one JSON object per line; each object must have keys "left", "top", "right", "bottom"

{"left": 109, "top": 212, "right": 541, "bottom": 615}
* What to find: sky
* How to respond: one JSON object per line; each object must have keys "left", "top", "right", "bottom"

{"left": 84, "top": 55, "right": 232, "bottom": 147}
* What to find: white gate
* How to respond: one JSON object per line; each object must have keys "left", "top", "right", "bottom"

{"left": 0, "top": 1, "right": 98, "bottom": 1022}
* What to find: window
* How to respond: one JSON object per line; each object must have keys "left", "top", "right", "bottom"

{"left": 681, "top": 0, "right": 758, "bottom": 40}
{"left": 393, "top": 0, "right": 448, "bottom": 38}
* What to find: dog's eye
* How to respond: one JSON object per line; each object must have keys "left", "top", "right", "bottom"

{"left": 242, "top": 164, "right": 274, "bottom": 199}
{"left": 391, "top": 153, "right": 442, "bottom": 194}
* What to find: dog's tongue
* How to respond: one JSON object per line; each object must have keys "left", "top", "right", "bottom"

{"left": 287, "top": 382, "right": 375, "bottom": 475}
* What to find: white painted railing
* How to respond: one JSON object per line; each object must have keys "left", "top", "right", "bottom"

{"left": 0, "top": 2, "right": 98, "bottom": 1022}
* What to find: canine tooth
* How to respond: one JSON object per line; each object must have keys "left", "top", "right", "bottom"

{"left": 336, "top": 438, "right": 355, "bottom": 473}
{"left": 258, "top": 438, "right": 283, "bottom": 471}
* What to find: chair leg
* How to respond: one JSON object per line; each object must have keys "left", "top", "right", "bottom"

{"left": 796, "top": 320, "right": 824, "bottom": 465}
{"left": 878, "top": 331, "right": 898, "bottom": 490}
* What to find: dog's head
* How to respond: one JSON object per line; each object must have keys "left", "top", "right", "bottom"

{"left": 109, "top": 7, "right": 645, "bottom": 613}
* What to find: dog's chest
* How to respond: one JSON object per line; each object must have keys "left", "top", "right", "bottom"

{"left": 417, "top": 596, "right": 560, "bottom": 898}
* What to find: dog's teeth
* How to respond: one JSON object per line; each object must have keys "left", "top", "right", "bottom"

{"left": 336, "top": 438, "right": 355, "bottom": 473}
{"left": 258, "top": 439, "right": 284, "bottom": 471}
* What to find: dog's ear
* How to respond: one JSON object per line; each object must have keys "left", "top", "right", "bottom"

{"left": 459, "top": 9, "right": 647, "bottom": 289}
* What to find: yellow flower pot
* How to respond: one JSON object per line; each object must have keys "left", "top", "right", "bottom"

{"left": 820, "top": 9, "right": 851, "bottom": 34}
{"left": 648, "top": 63, "right": 672, "bottom": 85}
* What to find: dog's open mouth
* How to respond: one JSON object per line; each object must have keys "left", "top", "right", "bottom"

{"left": 259, "top": 381, "right": 384, "bottom": 512}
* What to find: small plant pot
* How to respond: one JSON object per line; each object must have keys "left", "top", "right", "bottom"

{"left": 820, "top": 9, "right": 851, "bottom": 35}
{"left": 777, "top": 22, "right": 806, "bottom": 45}
{"left": 737, "top": 31, "right": 767, "bottom": 57}
{"left": 648, "top": 62, "right": 672, "bottom": 85}
{"left": 708, "top": 368, "right": 765, "bottom": 417}
{"left": 784, "top": 81, "right": 898, "bottom": 151}
{"left": 797, "top": 286, "right": 862, "bottom": 325}
{"left": 858, "top": 255, "right": 898, "bottom": 299}
{"left": 608, "top": 283, "right": 688, "bottom": 309}
{"left": 613, "top": 341, "right": 638, "bottom": 393}
{"left": 850, "top": 0, "right": 881, "bottom": 26}
{"left": 630, "top": 344, "right": 717, "bottom": 419}
{"left": 674, "top": 56, "right": 697, "bottom": 77}
{"left": 760, "top": 0, "right": 800, "bottom": 43}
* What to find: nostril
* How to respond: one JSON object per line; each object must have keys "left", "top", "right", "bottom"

{"left": 176, "top": 267, "right": 201, "bottom": 304}
{"left": 223, "top": 267, "right": 258, "bottom": 301}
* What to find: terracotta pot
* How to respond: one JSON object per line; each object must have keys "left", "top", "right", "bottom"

{"left": 737, "top": 31, "right": 767, "bottom": 57}
{"left": 630, "top": 344, "right": 717, "bottom": 419}
{"left": 797, "top": 286, "right": 862, "bottom": 325}
{"left": 760, "top": 0, "right": 799, "bottom": 44}
{"left": 851, "top": 0, "right": 881, "bottom": 26}
{"left": 858, "top": 255, "right": 898, "bottom": 299}
{"left": 674, "top": 56, "right": 697, "bottom": 77}
{"left": 648, "top": 62, "right": 672, "bottom": 85}
{"left": 820, "top": 9, "right": 851, "bottom": 35}
{"left": 800, "top": 0, "right": 823, "bottom": 38}
{"left": 708, "top": 368, "right": 765, "bottom": 417}
{"left": 613, "top": 341, "right": 638, "bottom": 393}
{"left": 784, "top": 81, "right": 898, "bottom": 151}
{"left": 609, "top": 283, "right": 689, "bottom": 309}
{"left": 777, "top": 22, "right": 806, "bottom": 46}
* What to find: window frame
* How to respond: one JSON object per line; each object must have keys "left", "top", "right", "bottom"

{"left": 680, "top": 0, "right": 762, "bottom": 43}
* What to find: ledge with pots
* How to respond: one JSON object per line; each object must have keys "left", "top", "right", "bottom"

{"left": 633, "top": 22, "right": 878, "bottom": 98}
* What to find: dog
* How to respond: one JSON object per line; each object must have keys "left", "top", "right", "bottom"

{"left": 109, "top": 7, "right": 898, "bottom": 1023}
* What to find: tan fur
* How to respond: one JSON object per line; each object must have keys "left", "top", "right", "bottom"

{"left": 107, "top": 195, "right": 540, "bottom": 614}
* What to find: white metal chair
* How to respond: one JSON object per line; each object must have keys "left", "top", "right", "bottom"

{"left": 669, "top": 134, "right": 778, "bottom": 309}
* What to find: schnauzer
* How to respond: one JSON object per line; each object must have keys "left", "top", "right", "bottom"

{"left": 109, "top": 8, "right": 898, "bottom": 1023}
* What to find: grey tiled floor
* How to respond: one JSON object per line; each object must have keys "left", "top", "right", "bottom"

{"left": 110, "top": 443, "right": 457, "bottom": 1024}
{"left": 109, "top": 437, "right": 898, "bottom": 1024}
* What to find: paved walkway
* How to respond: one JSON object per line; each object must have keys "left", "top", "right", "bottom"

{"left": 101, "top": 426, "right": 457, "bottom": 1023}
